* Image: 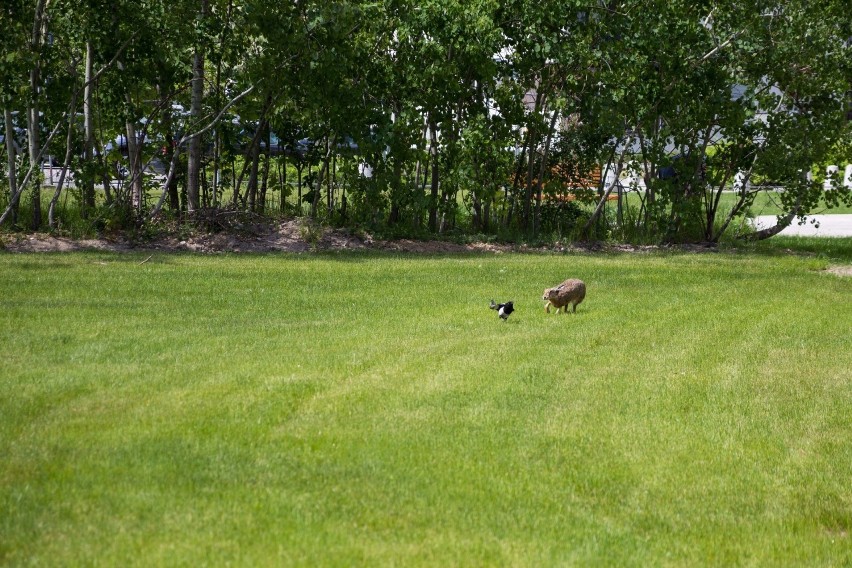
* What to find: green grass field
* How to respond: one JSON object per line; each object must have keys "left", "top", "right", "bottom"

{"left": 604, "top": 190, "right": 852, "bottom": 218}
{"left": 1, "top": 247, "right": 850, "bottom": 565}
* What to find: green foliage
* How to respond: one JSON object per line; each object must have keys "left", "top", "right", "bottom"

{"left": 2, "top": 0, "right": 850, "bottom": 242}
{"left": 537, "top": 198, "right": 587, "bottom": 238}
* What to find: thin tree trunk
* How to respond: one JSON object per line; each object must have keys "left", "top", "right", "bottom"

{"left": 739, "top": 201, "right": 802, "bottom": 241}
{"left": 162, "top": 105, "right": 180, "bottom": 213}
{"left": 704, "top": 165, "right": 735, "bottom": 241}
{"left": 737, "top": 170, "right": 808, "bottom": 241}
{"left": 94, "top": 83, "right": 113, "bottom": 205}
{"left": 328, "top": 151, "right": 337, "bottom": 218}
{"left": 523, "top": 138, "right": 537, "bottom": 233}
{"left": 523, "top": 92, "right": 544, "bottom": 233}
{"left": 125, "top": 117, "right": 143, "bottom": 212}
{"left": 279, "top": 156, "right": 287, "bottom": 213}
{"left": 311, "top": 136, "right": 332, "bottom": 218}
{"left": 0, "top": 31, "right": 133, "bottom": 226}
{"left": 27, "top": 0, "right": 49, "bottom": 230}
{"left": 234, "top": 97, "right": 273, "bottom": 208}
{"left": 186, "top": 0, "right": 208, "bottom": 213}
{"left": 471, "top": 162, "right": 482, "bottom": 231}
{"left": 616, "top": 183, "right": 624, "bottom": 227}
{"left": 3, "top": 110, "right": 19, "bottom": 225}
{"left": 533, "top": 106, "right": 558, "bottom": 236}
{"left": 635, "top": 125, "right": 655, "bottom": 231}
{"left": 201, "top": 161, "right": 209, "bottom": 207}
{"left": 81, "top": 42, "right": 96, "bottom": 216}
{"left": 296, "top": 162, "right": 303, "bottom": 212}
{"left": 260, "top": 126, "right": 271, "bottom": 213}
{"left": 238, "top": 124, "right": 265, "bottom": 210}
{"left": 427, "top": 115, "right": 439, "bottom": 232}
{"left": 507, "top": 132, "right": 530, "bottom": 229}
{"left": 413, "top": 119, "right": 427, "bottom": 202}
{"left": 48, "top": 79, "right": 80, "bottom": 228}
{"left": 211, "top": 0, "right": 233, "bottom": 208}
{"left": 582, "top": 151, "right": 626, "bottom": 237}
{"left": 310, "top": 162, "right": 325, "bottom": 219}
{"left": 246, "top": 134, "right": 261, "bottom": 212}
{"left": 711, "top": 147, "right": 762, "bottom": 242}
{"left": 0, "top": 118, "right": 63, "bottom": 227}
{"left": 96, "top": 137, "right": 113, "bottom": 206}
{"left": 27, "top": 100, "right": 42, "bottom": 231}
{"left": 148, "top": 83, "right": 257, "bottom": 217}
{"left": 388, "top": 156, "right": 402, "bottom": 225}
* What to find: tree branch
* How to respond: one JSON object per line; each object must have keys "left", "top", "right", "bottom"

{"left": 148, "top": 84, "right": 256, "bottom": 217}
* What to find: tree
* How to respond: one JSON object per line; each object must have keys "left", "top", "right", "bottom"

{"left": 2, "top": 0, "right": 848, "bottom": 242}
{"left": 590, "top": 0, "right": 852, "bottom": 242}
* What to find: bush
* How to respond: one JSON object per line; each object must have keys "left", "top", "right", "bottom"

{"left": 538, "top": 198, "right": 588, "bottom": 237}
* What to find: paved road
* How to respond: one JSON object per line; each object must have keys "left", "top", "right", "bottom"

{"left": 753, "top": 214, "right": 852, "bottom": 237}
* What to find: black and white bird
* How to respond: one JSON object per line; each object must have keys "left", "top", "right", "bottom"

{"left": 490, "top": 299, "right": 514, "bottom": 321}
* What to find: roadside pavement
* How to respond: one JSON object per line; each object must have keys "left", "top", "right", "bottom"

{"left": 752, "top": 214, "right": 852, "bottom": 237}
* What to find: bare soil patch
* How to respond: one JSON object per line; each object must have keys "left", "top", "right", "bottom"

{"left": 826, "top": 265, "right": 852, "bottom": 277}
{"left": 1, "top": 219, "right": 718, "bottom": 255}
{"left": 1, "top": 220, "right": 507, "bottom": 254}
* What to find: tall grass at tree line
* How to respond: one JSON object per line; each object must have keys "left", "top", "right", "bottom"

{"left": 0, "top": 249, "right": 850, "bottom": 565}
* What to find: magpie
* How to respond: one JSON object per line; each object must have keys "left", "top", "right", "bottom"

{"left": 489, "top": 299, "right": 514, "bottom": 321}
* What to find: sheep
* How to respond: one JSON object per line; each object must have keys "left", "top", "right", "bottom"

{"left": 542, "top": 279, "right": 586, "bottom": 314}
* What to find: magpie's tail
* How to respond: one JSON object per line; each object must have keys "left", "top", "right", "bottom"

{"left": 489, "top": 299, "right": 498, "bottom": 310}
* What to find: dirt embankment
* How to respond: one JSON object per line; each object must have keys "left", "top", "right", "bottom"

{"left": 1, "top": 220, "right": 519, "bottom": 254}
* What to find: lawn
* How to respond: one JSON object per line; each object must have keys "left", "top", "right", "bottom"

{"left": 602, "top": 189, "right": 852, "bottom": 217}
{"left": 1, "top": 248, "right": 850, "bottom": 565}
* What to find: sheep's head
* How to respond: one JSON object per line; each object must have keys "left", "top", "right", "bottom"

{"left": 542, "top": 287, "right": 558, "bottom": 301}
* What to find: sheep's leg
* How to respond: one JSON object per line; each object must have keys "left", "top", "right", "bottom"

{"left": 545, "top": 302, "right": 551, "bottom": 313}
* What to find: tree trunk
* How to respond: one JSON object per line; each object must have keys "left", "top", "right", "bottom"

{"left": 388, "top": 156, "right": 402, "bottom": 225}
{"left": 522, "top": 91, "right": 544, "bottom": 233}
{"left": 413, "top": 119, "right": 427, "bottom": 222}
{"left": 483, "top": 199, "right": 491, "bottom": 233}
{"left": 0, "top": 118, "right": 64, "bottom": 227}
{"left": 506, "top": 131, "right": 531, "bottom": 229}
{"left": 523, "top": 136, "right": 536, "bottom": 233}
{"left": 582, "top": 156, "right": 625, "bottom": 238}
{"left": 738, "top": 176, "right": 805, "bottom": 241}
{"left": 162, "top": 106, "right": 180, "bottom": 213}
{"left": 125, "top": 118, "right": 143, "bottom": 212}
{"left": 3, "top": 110, "right": 19, "bottom": 226}
{"left": 328, "top": 150, "right": 337, "bottom": 218}
{"left": 246, "top": 135, "right": 261, "bottom": 212}
{"left": 48, "top": 83, "right": 80, "bottom": 228}
{"left": 82, "top": 42, "right": 96, "bottom": 215}
{"left": 186, "top": 0, "right": 208, "bottom": 213}
{"left": 616, "top": 178, "right": 624, "bottom": 228}
{"left": 533, "top": 107, "right": 558, "bottom": 236}
{"left": 96, "top": 137, "right": 113, "bottom": 206}
{"left": 311, "top": 137, "right": 332, "bottom": 218}
{"left": 739, "top": 204, "right": 802, "bottom": 241}
{"left": 296, "top": 162, "right": 303, "bottom": 212}
{"left": 427, "top": 115, "right": 439, "bottom": 232}
{"left": 27, "top": 0, "right": 49, "bottom": 231}
{"left": 259, "top": 126, "right": 271, "bottom": 213}
{"left": 27, "top": 106, "right": 41, "bottom": 230}
{"left": 279, "top": 156, "right": 287, "bottom": 213}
